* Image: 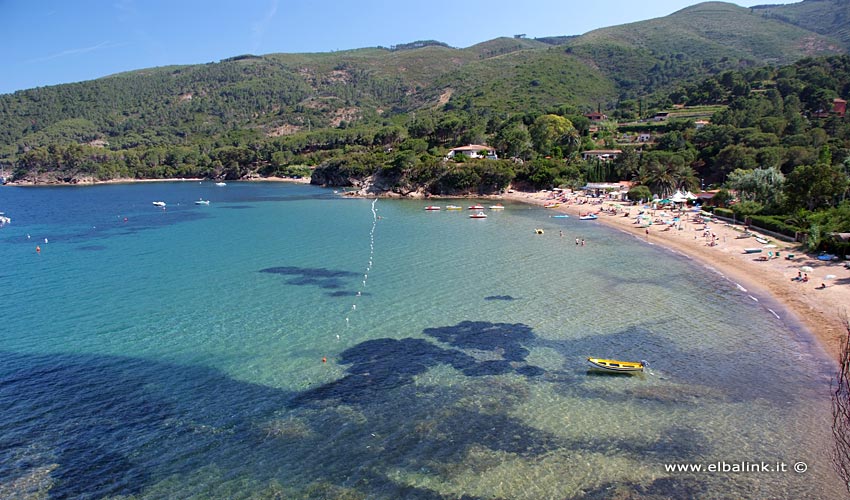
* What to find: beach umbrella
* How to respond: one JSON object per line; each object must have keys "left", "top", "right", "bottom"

{"left": 825, "top": 274, "right": 837, "bottom": 280}
{"left": 800, "top": 266, "right": 814, "bottom": 272}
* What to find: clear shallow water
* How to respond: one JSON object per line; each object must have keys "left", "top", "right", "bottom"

{"left": 0, "top": 182, "right": 842, "bottom": 499}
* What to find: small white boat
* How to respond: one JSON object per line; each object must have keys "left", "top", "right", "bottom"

{"left": 755, "top": 237, "right": 768, "bottom": 244}
{"left": 152, "top": 201, "right": 166, "bottom": 207}
{"left": 468, "top": 204, "right": 484, "bottom": 210}
{"left": 195, "top": 199, "right": 210, "bottom": 205}
{"left": 445, "top": 205, "right": 462, "bottom": 210}
{"left": 489, "top": 204, "right": 505, "bottom": 210}
{"left": 0, "top": 215, "right": 10, "bottom": 226}
{"left": 215, "top": 182, "right": 227, "bottom": 187}
{"left": 424, "top": 205, "right": 441, "bottom": 211}
{"left": 579, "top": 214, "right": 598, "bottom": 220}
{"left": 469, "top": 211, "right": 487, "bottom": 219}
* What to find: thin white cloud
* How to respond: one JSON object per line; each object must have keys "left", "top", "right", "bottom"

{"left": 28, "top": 41, "right": 123, "bottom": 63}
{"left": 251, "top": 0, "right": 279, "bottom": 53}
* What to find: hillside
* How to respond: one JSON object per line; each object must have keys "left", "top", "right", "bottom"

{"left": 753, "top": 0, "right": 850, "bottom": 51}
{"left": 562, "top": 2, "right": 843, "bottom": 96}
{"left": 1, "top": 0, "right": 849, "bottom": 176}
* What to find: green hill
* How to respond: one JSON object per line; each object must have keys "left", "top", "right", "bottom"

{"left": 562, "top": 2, "right": 843, "bottom": 97}
{"left": 753, "top": 0, "right": 850, "bottom": 51}
{"left": 1, "top": 0, "right": 850, "bottom": 177}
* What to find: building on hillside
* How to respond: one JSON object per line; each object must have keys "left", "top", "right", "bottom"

{"left": 694, "top": 120, "right": 710, "bottom": 129}
{"left": 834, "top": 98, "right": 847, "bottom": 117}
{"left": 581, "top": 149, "right": 622, "bottom": 161}
{"left": 584, "top": 112, "right": 608, "bottom": 122}
{"left": 446, "top": 144, "right": 497, "bottom": 160}
{"left": 653, "top": 112, "right": 670, "bottom": 121}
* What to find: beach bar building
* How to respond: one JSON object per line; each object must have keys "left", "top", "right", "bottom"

{"left": 583, "top": 181, "right": 633, "bottom": 199}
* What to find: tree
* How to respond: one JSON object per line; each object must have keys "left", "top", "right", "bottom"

{"left": 493, "top": 122, "right": 532, "bottom": 159}
{"left": 530, "top": 114, "right": 576, "bottom": 157}
{"left": 627, "top": 185, "right": 652, "bottom": 202}
{"left": 635, "top": 152, "right": 698, "bottom": 198}
{"left": 726, "top": 167, "right": 785, "bottom": 211}
{"left": 784, "top": 162, "right": 849, "bottom": 211}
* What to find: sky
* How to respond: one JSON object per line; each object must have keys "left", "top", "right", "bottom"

{"left": 0, "top": 0, "right": 792, "bottom": 95}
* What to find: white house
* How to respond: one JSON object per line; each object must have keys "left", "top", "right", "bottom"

{"left": 581, "top": 149, "right": 622, "bottom": 161}
{"left": 446, "top": 144, "right": 498, "bottom": 160}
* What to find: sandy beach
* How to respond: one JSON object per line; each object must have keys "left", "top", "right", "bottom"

{"left": 502, "top": 190, "right": 850, "bottom": 360}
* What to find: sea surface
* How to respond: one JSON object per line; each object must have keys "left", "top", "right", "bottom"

{"left": 0, "top": 181, "right": 843, "bottom": 499}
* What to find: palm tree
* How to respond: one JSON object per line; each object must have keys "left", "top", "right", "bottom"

{"left": 634, "top": 156, "right": 699, "bottom": 198}
{"left": 635, "top": 160, "right": 677, "bottom": 198}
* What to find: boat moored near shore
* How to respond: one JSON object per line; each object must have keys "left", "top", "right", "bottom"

{"left": 587, "top": 357, "right": 645, "bottom": 373}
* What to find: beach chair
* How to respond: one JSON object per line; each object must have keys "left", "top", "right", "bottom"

{"left": 785, "top": 254, "right": 795, "bottom": 260}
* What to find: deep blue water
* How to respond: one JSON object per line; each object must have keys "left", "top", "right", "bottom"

{"left": 0, "top": 181, "right": 842, "bottom": 499}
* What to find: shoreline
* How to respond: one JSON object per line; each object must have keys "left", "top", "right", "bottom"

{"left": 3, "top": 175, "right": 312, "bottom": 186}
{"left": 500, "top": 190, "right": 849, "bottom": 361}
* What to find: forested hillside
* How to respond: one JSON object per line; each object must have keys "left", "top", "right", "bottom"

{"left": 0, "top": 0, "right": 849, "bottom": 226}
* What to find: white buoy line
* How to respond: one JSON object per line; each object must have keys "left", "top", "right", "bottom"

{"left": 342, "top": 198, "right": 378, "bottom": 338}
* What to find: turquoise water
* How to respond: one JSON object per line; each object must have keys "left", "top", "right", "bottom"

{"left": 0, "top": 181, "right": 843, "bottom": 499}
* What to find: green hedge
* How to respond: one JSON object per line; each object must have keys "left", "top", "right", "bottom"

{"left": 747, "top": 215, "right": 803, "bottom": 238}
{"left": 713, "top": 208, "right": 735, "bottom": 218}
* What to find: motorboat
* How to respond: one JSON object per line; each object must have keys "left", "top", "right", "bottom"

{"left": 152, "top": 201, "right": 166, "bottom": 207}
{"left": 743, "top": 248, "right": 762, "bottom": 254}
{"left": 445, "top": 205, "right": 462, "bottom": 210}
{"left": 424, "top": 205, "right": 441, "bottom": 211}
{"left": 195, "top": 199, "right": 210, "bottom": 205}
{"left": 469, "top": 212, "right": 487, "bottom": 219}
{"left": 215, "top": 182, "right": 227, "bottom": 187}
{"left": 579, "top": 214, "right": 598, "bottom": 220}
{"left": 587, "top": 357, "right": 645, "bottom": 373}
{"left": 468, "top": 204, "right": 484, "bottom": 210}
{"left": 488, "top": 204, "right": 505, "bottom": 210}
{"left": 0, "top": 214, "right": 10, "bottom": 226}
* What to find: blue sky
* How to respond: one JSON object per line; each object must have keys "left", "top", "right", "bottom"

{"left": 1, "top": 0, "right": 788, "bottom": 94}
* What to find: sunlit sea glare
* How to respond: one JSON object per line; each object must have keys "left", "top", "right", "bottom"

{"left": 0, "top": 182, "right": 842, "bottom": 499}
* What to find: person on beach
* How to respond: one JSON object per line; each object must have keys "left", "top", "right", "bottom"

{"left": 575, "top": 238, "right": 579, "bottom": 245}
{"left": 581, "top": 238, "right": 585, "bottom": 246}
